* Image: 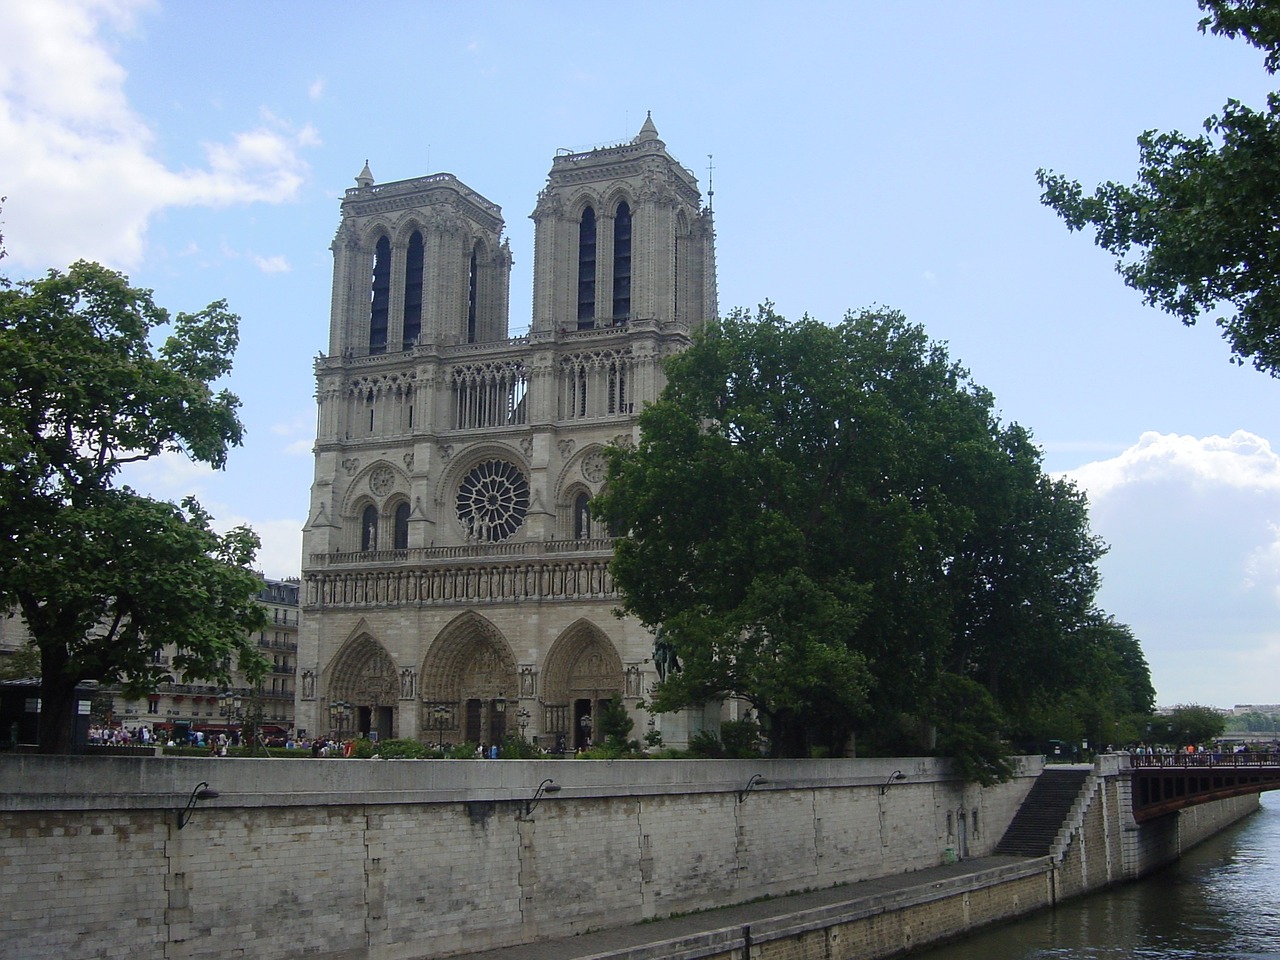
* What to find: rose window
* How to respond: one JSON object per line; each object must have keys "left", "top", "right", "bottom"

{"left": 456, "top": 459, "right": 530, "bottom": 542}
{"left": 369, "top": 465, "right": 395, "bottom": 496}
{"left": 582, "top": 450, "right": 608, "bottom": 483}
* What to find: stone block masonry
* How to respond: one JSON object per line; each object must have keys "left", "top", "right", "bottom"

{"left": 0, "top": 756, "right": 1034, "bottom": 960}
{"left": 0, "top": 754, "right": 1259, "bottom": 960}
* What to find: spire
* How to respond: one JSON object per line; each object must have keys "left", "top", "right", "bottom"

{"left": 355, "top": 160, "right": 374, "bottom": 188}
{"left": 633, "top": 111, "right": 660, "bottom": 143}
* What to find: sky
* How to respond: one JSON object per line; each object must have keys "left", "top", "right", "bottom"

{"left": 2, "top": 0, "right": 1278, "bottom": 711}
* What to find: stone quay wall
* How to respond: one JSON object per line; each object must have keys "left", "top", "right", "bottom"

{"left": 0, "top": 754, "right": 1262, "bottom": 960}
{"left": 0, "top": 754, "right": 1039, "bottom": 960}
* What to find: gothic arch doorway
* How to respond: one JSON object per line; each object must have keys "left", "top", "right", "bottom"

{"left": 542, "top": 620, "right": 624, "bottom": 751}
{"left": 327, "top": 633, "right": 398, "bottom": 741}
{"left": 420, "top": 613, "right": 518, "bottom": 748}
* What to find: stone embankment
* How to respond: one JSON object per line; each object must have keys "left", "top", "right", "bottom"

{"left": 0, "top": 753, "right": 1259, "bottom": 960}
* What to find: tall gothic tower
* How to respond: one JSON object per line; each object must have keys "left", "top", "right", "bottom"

{"left": 296, "top": 116, "right": 716, "bottom": 748}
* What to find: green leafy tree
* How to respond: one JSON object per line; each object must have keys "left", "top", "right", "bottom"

{"left": 719, "top": 717, "right": 763, "bottom": 758}
{"left": 596, "top": 306, "right": 1129, "bottom": 772}
{"left": 1038, "top": 1, "right": 1280, "bottom": 376}
{"left": 0, "top": 638, "right": 40, "bottom": 680}
{"left": 1163, "top": 703, "right": 1228, "bottom": 746}
{"left": 597, "top": 698, "right": 635, "bottom": 744}
{"left": 0, "top": 260, "right": 268, "bottom": 753}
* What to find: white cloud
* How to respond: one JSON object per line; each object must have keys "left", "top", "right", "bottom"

{"left": 308, "top": 77, "right": 325, "bottom": 101}
{"left": 253, "top": 254, "right": 291, "bottom": 274}
{"left": 1064, "top": 432, "right": 1280, "bottom": 707}
{"left": 117, "top": 450, "right": 217, "bottom": 500}
{"left": 1068, "top": 430, "right": 1280, "bottom": 501}
{"left": 0, "top": 0, "right": 316, "bottom": 270}
{"left": 223, "top": 516, "right": 302, "bottom": 579}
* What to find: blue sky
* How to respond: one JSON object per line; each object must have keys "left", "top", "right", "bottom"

{"left": 3, "top": 0, "right": 1278, "bottom": 711}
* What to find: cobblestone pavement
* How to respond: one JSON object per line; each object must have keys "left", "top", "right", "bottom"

{"left": 445, "top": 855, "right": 1026, "bottom": 960}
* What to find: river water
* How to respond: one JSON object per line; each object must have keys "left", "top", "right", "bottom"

{"left": 916, "top": 791, "right": 1280, "bottom": 960}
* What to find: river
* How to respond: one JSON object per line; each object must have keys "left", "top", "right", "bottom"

{"left": 916, "top": 791, "right": 1280, "bottom": 960}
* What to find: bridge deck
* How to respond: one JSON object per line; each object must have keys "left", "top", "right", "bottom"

{"left": 1129, "top": 751, "right": 1280, "bottom": 821}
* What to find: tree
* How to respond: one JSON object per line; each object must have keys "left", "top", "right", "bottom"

{"left": 0, "top": 637, "right": 39, "bottom": 680}
{"left": 1037, "top": 1, "right": 1280, "bottom": 376}
{"left": 595, "top": 306, "right": 1129, "bottom": 770}
{"left": 0, "top": 260, "right": 268, "bottom": 753}
{"left": 1162, "top": 701, "right": 1228, "bottom": 747}
{"left": 1163, "top": 703, "right": 1228, "bottom": 746}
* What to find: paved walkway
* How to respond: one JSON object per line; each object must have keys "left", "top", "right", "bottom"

{"left": 450, "top": 855, "right": 1029, "bottom": 960}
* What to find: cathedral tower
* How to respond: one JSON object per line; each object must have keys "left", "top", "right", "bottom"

{"left": 296, "top": 117, "right": 716, "bottom": 749}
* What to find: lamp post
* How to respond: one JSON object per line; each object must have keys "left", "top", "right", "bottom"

{"left": 218, "top": 691, "right": 243, "bottom": 742}
{"left": 329, "top": 700, "right": 351, "bottom": 740}
{"left": 517, "top": 708, "right": 531, "bottom": 742}
{"left": 432, "top": 704, "right": 450, "bottom": 751}
{"left": 579, "top": 712, "right": 593, "bottom": 749}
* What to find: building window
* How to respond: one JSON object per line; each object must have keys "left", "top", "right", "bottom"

{"left": 612, "top": 201, "right": 631, "bottom": 321}
{"left": 147, "top": 700, "right": 159, "bottom": 715}
{"left": 577, "top": 206, "right": 596, "bottom": 328}
{"left": 456, "top": 459, "right": 530, "bottom": 543}
{"left": 369, "top": 236, "right": 391, "bottom": 355}
{"left": 468, "top": 245, "right": 479, "bottom": 343}
{"left": 573, "top": 492, "right": 591, "bottom": 540}
{"left": 361, "top": 504, "right": 379, "bottom": 551}
{"left": 393, "top": 501, "right": 410, "bottom": 550}
{"left": 451, "top": 360, "right": 529, "bottom": 429}
{"left": 403, "top": 230, "right": 423, "bottom": 349}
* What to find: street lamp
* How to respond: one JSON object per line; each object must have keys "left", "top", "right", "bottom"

{"left": 517, "top": 708, "right": 531, "bottom": 742}
{"left": 579, "top": 712, "right": 593, "bottom": 749}
{"left": 219, "top": 691, "right": 243, "bottom": 743}
{"left": 329, "top": 700, "right": 351, "bottom": 739}
{"left": 432, "top": 704, "right": 450, "bottom": 751}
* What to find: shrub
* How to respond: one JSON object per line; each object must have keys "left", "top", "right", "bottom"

{"left": 720, "top": 718, "right": 762, "bottom": 758}
{"left": 687, "top": 730, "right": 724, "bottom": 758}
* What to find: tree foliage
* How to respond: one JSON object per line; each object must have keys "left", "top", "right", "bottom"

{"left": 595, "top": 306, "right": 1142, "bottom": 774}
{"left": 0, "top": 259, "right": 268, "bottom": 753}
{"left": 1037, "top": 1, "right": 1280, "bottom": 376}
{"left": 1163, "top": 703, "right": 1229, "bottom": 745}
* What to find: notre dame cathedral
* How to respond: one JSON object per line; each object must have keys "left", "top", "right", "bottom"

{"left": 294, "top": 116, "right": 717, "bottom": 750}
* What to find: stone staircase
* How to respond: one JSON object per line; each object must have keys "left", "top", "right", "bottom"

{"left": 995, "top": 767, "right": 1091, "bottom": 857}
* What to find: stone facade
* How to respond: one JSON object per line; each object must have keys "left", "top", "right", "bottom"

{"left": 296, "top": 116, "right": 717, "bottom": 747}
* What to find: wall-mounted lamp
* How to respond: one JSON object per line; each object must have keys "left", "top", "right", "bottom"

{"left": 522, "top": 778, "right": 561, "bottom": 819}
{"left": 176, "top": 781, "right": 219, "bottom": 829}
{"left": 737, "top": 773, "right": 768, "bottom": 803}
{"left": 880, "top": 770, "right": 906, "bottom": 796}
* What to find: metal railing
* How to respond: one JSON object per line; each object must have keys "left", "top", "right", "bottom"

{"left": 1129, "top": 751, "right": 1280, "bottom": 768}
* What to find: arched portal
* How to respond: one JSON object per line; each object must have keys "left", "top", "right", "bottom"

{"left": 542, "top": 620, "right": 624, "bottom": 751}
{"left": 419, "top": 613, "right": 518, "bottom": 749}
{"left": 327, "top": 633, "right": 398, "bottom": 741}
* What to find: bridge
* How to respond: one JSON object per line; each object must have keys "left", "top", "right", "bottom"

{"left": 1129, "top": 751, "right": 1280, "bottom": 821}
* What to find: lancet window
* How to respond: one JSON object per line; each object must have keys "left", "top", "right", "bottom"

{"left": 361, "top": 504, "right": 379, "bottom": 552}
{"left": 451, "top": 360, "right": 529, "bottom": 429}
{"left": 577, "top": 206, "right": 596, "bottom": 328}
{"left": 468, "top": 245, "right": 479, "bottom": 343}
{"left": 612, "top": 201, "right": 631, "bottom": 321}
{"left": 369, "top": 236, "right": 391, "bottom": 355}
{"left": 559, "top": 349, "right": 634, "bottom": 420}
{"left": 573, "top": 491, "right": 592, "bottom": 540}
{"left": 403, "top": 230, "right": 423, "bottom": 348}
{"left": 393, "top": 502, "right": 410, "bottom": 550}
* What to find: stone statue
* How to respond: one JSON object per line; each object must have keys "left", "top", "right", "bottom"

{"left": 653, "top": 627, "right": 681, "bottom": 682}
